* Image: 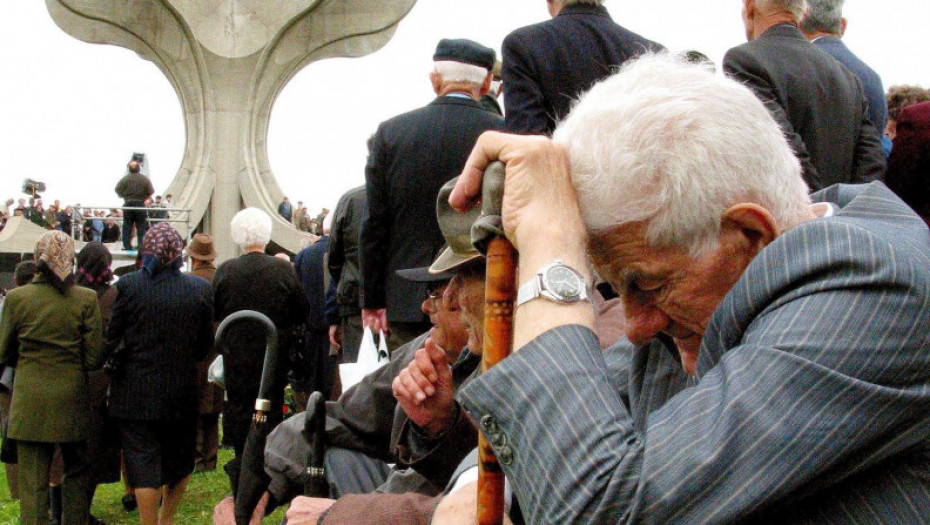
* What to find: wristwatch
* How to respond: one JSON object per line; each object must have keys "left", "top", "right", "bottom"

{"left": 516, "top": 259, "right": 589, "bottom": 307}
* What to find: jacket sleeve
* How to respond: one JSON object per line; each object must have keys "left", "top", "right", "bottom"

{"left": 502, "top": 32, "right": 550, "bottom": 135}
{"left": 81, "top": 292, "right": 105, "bottom": 370}
{"left": 327, "top": 196, "right": 348, "bottom": 287}
{"left": 359, "top": 129, "right": 389, "bottom": 310}
{"left": 394, "top": 404, "right": 479, "bottom": 489}
{"left": 0, "top": 296, "right": 19, "bottom": 367}
{"left": 850, "top": 89, "right": 887, "bottom": 183}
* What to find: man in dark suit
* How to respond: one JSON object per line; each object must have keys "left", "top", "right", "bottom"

{"left": 724, "top": 0, "right": 884, "bottom": 191}
{"left": 327, "top": 185, "right": 367, "bottom": 362}
{"left": 501, "top": 0, "right": 663, "bottom": 135}
{"left": 359, "top": 38, "right": 503, "bottom": 349}
{"left": 800, "top": 0, "right": 890, "bottom": 155}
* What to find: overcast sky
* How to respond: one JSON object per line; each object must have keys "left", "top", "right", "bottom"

{"left": 1, "top": 1, "right": 927, "bottom": 214}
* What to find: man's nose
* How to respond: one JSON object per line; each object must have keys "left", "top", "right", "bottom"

{"left": 623, "top": 300, "right": 670, "bottom": 346}
{"left": 422, "top": 296, "right": 433, "bottom": 315}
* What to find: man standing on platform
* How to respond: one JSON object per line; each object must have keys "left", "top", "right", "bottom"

{"left": 359, "top": 38, "right": 503, "bottom": 349}
{"left": 114, "top": 160, "right": 154, "bottom": 251}
{"left": 501, "top": 0, "right": 663, "bottom": 135}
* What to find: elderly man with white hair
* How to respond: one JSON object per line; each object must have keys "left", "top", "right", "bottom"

{"left": 724, "top": 0, "right": 884, "bottom": 191}
{"left": 212, "top": 207, "right": 310, "bottom": 495}
{"left": 359, "top": 38, "right": 504, "bottom": 352}
{"left": 442, "top": 53, "right": 930, "bottom": 522}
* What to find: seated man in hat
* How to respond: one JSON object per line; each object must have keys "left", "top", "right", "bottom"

{"left": 430, "top": 52, "right": 930, "bottom": 522}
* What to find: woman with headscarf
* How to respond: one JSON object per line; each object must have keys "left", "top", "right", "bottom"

{"left": 105, "top": 222, "right": 213, "bottom": 525}
{"left": 0, "top": 230, "right": 104, "bottom": 525}
{"left": 75, "top": 242, "right": 121, "bottom": 524}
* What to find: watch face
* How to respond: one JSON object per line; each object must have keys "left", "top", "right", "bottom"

{"left": 545, "top": 265, "right": 582, "bottom": 300}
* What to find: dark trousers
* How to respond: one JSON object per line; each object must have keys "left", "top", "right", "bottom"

{"left": 121, "top": 200, "right": 148, "bottom": 250}
{"left": 194, "top": 413, "right": 220, "bottom": 472}
{"left": 17, "top": 440, "right": 90, "bottom": 525}
{"left": 339, "top": 315, "right": 364, "bottom": 363}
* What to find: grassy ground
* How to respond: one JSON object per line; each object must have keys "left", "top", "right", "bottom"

{"left": 0, "top": 445, "right": 286, "bottom": 524}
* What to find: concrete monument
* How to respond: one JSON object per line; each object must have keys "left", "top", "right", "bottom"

{"left": 39, "top": 0, "right": 417, "bottom": 261}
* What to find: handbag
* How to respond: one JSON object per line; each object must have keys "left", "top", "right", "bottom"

{"left": 338, "top": 326, "right": 389, "bottom": 390}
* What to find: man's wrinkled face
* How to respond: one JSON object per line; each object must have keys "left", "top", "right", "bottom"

{"left": 421, "top": 280, "right": 468, "bottom": 361}
{"left": 591, "top": 223, "right": 751, "bottom": 375}
{"left": 454, "top": 272, "right": 486, "bottom": 355}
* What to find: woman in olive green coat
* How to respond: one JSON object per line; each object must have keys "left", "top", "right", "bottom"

{"left": 0, "top": 231, "right": 104, "bottom": 525}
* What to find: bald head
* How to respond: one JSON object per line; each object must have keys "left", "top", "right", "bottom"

{"left": 128, "top": 160, "right": 140, "bottom": 173}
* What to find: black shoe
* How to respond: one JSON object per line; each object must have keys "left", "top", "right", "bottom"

{"left": 88, "top": 514, "right": 106, "bottom": 525}
{"left": 121, "top": 493, "right": 137, "bottom": 512}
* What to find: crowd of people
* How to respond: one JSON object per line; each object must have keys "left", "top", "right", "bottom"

{"left": 2, "top": 0, "right": 930, "bottom": 524}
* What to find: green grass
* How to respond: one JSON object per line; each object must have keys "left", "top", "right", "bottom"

{"left": 0, "top": 445, "right": 286, "bottom": 524}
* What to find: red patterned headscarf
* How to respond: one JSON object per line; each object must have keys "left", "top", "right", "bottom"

{"left": 141, "top": 222, "right": 184, "bottom": 276}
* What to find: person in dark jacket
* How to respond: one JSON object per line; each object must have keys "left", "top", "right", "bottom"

{"left": 114, "top": 160, "right": 155, "bottom": 250}
{"left": 359, "top": 38, "right": 503, "bottom": 349}
{"left": 326, "top": 185, "right": 367, "bottom": 362}
{"left": 105, "top": 222, "right": 214, "bottom": 525}
{"left": 501, "top": 0, "right": 663, "bottom": 135}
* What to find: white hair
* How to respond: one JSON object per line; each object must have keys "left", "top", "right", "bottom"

{"left": 553, "top": 53, "right": 811, "bottom": 255}
{"left": 230, "top": 207, "right": 272, "bottom": 249}
{"left": 434, "top": 61, "right": 489, "bottom": 86}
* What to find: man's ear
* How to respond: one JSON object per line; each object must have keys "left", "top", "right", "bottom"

{"left": 721, "top": 203, "right": 779, "bottom": 254}
{"left": 840, "top": 17, "right": 848, "bottom": 37}
{"left": 479, "top": 73, "right": 492, "bottom": 96}
{"left": 430, "top": 71, "right": 442, "bottom": 95}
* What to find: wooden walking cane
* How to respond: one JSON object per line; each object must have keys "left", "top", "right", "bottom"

{"left": 477, "top": 161, "right": 516, "bottom": 525}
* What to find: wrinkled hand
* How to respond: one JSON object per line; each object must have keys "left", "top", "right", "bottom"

{"left": 212, "top": 495, "right": 266, "bottom": 525}
{"left": 328, "top": 324, "right": 342, "bottom": 349}
{"left": 392, "top": 337, "right": 456, "bottom": 437}
{"left": 285, "top": 496, "right": 336, "bottom": 525}
{"left": 449, "top": 131, "right": 584, "bottom": 252}
{"left": 362, "top": 308, "right": 388, "bottom": 334}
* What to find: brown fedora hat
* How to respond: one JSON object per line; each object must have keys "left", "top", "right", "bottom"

{"left": 186, "top": 233, "right": 216, "bottom": 261}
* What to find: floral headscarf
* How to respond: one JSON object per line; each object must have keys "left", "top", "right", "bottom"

{"left": 141, "top": 222, "right": 184, "bottom": 277}
{"left": 34, "top": 230, "right": 74, "bottom": 282}
{"left": 76, "top": 241, "right": 113, "bottom": 287}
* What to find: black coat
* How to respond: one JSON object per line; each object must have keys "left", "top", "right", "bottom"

{"left": 327, "top": 185, "right": 367, "bottom": 319}
{"left": 360, "top": 95, "right": 503, "bottom": 323}
{"left": 106, "top": 268, "right": 213, "bottom": 420}
{"left": 502, "top": 4, "right": 663, "bottom": 135}
{"left": 724, "top": 24, "right": 885, "bottom": 191}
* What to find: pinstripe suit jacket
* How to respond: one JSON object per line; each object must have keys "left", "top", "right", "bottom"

{"left": 459, "top": 182, "right": 930, "bottom": 523}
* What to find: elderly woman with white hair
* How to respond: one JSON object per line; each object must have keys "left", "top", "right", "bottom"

{"left": 212, "top": 207, "right": 309, "bottom": 494}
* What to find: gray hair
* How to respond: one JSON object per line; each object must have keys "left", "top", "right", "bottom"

{"left": 758, "top": 0, "right": 809, "bottom": 22}
{"left": 230, "top": 207, "right": 272, "bottom": 249}
{"left": 799, "top": 0, "right": 843, "bottom": 34}
{"left": 553, "top": 53, "right": 811, "bottom": 256}
{"left": 434, "top": 61, "right": 489, "bottom": 87}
